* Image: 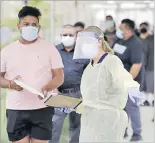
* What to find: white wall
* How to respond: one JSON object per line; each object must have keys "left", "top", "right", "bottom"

{"left": 1, "top": 1, "right": 154, "bottom": 44}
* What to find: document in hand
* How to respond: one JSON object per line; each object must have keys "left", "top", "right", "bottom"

{"left": 44, "top": 94, "right": 82, "bottom": 109}
{"left": 14, "top": 80, "right": 44, "bottom": 98}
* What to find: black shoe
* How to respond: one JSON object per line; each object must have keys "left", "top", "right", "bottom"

{"left": 130, "top": 134, "right": 142, "bottom": 142}
{"left": 124, "top": 130, "right": 128, "bottom": 138}
{"left": 152, "top": 118, "right": 154, "bottom": 122}
{"left": 143, "top": 100, "right": 150, "bottom": 106}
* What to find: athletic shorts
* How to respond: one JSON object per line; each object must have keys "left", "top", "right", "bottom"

{"left": 6, "top": 107, "right": 54, "bottom": 142}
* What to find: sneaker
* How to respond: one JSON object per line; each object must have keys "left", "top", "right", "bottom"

{"left": 124, "top": 130, "right": 128, "bottom": 138}
{"left": 143, "top": 100, "right": 150, "bottom": 106}
{"left": 130, "top": 134, "right": 142, "bottom": 142}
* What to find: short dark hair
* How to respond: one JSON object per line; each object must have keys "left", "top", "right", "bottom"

{"left": 140, "top": 22, "right": 149, "bottom": 27}
{"left": 63, "top": 24, "right": 74, "bottom": 28}
{"left": 74, "top": 22, "right": 85, "bottom": 29}
{"left": 121, "top": 19, "right": 135, "bottom": 31}
{"left": 18, "top": 6, "right": 41, "bottom": 20}
{"left": 106, "top": 15, "right": 113, "bottom": 20}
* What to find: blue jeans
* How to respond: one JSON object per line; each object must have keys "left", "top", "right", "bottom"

{"left": 124, "top": 96, "right": 142, "bottom": 135}
{"left": 49, "top": 108, "right": 81, "bottom": 143}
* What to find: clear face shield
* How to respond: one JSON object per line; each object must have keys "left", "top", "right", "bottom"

{"left": 73, "top": 32, "right": 101, "bottom": 59}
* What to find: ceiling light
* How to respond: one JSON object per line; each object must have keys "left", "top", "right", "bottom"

{"left": 120, "top": 3, "right": 135, "bottom": 9}
{"left": 102, "top": 5, "right": 117, "bottom": 9}
{"left": 144, "top": 0, "right": 151, "bottom": 3}
{"left": 107, "top": 1, "right": 115, "bottom": 4}
{"left": 90, "top": 4, "right": 103, "bottom": 9}
{"left": 120, "top": 3, "right": 146, "bottom": 9}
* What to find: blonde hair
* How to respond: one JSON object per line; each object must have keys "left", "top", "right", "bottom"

{"left": 84, "top": 26, "right": 114, "bottom": 54}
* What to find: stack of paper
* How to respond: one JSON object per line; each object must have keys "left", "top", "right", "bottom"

{"left": 14, "top": 80, "right": 44, "bottom": 98}
{"left": 14, "top": 80, "right": 83, "bottom": 110}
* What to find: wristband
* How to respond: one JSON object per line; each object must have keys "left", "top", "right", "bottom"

{"left": 8, "top": 80, "right": 12, "bottom": 89}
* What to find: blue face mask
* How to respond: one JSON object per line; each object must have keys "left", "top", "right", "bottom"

{"left": 21, "top": 26, "right": 39, "bottom": 41}
{"left": 106, "top": 20, "right": 115, "bottom": 28}
{"left": 116, "top": 29, "right": 124, "bottom": 39}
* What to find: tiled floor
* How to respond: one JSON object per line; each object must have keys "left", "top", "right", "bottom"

{"left": 123, "top": 107, "right": 154, "bottom": 142}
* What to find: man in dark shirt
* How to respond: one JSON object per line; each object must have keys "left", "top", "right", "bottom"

{"left": 105, "top": 15, "right": 116, "bottom": 29}
{"left": 114, "top": 19, "right": 143, "bottom": 141}
{"left": 145, "top": 35, "right": 154, "bottom": 122}
{"left": 142, "top": 35, "right": 154, "bottom": 108}
{"left": 104, "top": 29, "right": 118, "bottom": 48}
{"left": 74, "top": 21, "right": 85, "bottom": 34}
{"left": 145, "top": 35, "right": 154, "bottom": 95}
{"left": 139, "top": 22, "right": 154, "bottom": 106}
{"left": 49, "top": 25, "right": 89, "bottom": 143}
{"left": 139, "top": 22, "right": 150, "bottom": 40}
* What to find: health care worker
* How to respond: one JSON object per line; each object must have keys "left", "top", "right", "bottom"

{"left": 73, "top": 26, "right": 140, "bottom": 142}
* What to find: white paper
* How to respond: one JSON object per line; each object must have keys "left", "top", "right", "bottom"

{"left": 14, "top": 80, "right": 44, "bottom": 98}
{"left": 113, "top": 43, "right": 127, "bottom": 54}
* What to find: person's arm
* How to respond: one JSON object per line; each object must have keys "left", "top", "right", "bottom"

{"left": 40, "top": 45, "right": 64, "bottom": 96}
{"left": 129, "top": 41, "right": 143, "bottom": 79}
{"left": 0, "top": 48, "right": 23, "bottom": 91}
{"left": 0, "top": 49, "right": 9, "bottom": 88}
{"left": 129, "top": 64, "right": 142, "bottom": 79}
{"left": 0, "top": 72, "right": 9, "bottom": 88}
{"left": 41, "top": 68, "right": 64, "bottom": 92}
{"left": 108, "top": 56, "right": 139, "bottom": 90}
{"left": 0, "top": 73, "right": 23, "bottom": 91}
{"left": 105, "top": 55, "right": 139, "bottom": 108}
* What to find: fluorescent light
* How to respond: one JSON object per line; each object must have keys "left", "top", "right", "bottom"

{"left": 120, "top": 3, "right": 135, "bottom": 9}
{"left": 90, "top": 4, "right": 116, "bottom": 9}
{"left": 90, "top": 4, "right": 103, "bottom": 9}
{"left": 103, "top": 5, "right": 117, "bottom": 9}
{"left": 120, "top": 3, "right": 147, "bottom": 9}
{"left": 107, "top": 1, "right": 115, "bottom": 4}
{"left": 135, "top": 4, "right": 147, "bottom": 8}
{"left": 144, "top": 0, "right": 151, "bottom": 3}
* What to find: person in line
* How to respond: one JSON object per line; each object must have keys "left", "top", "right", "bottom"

{"left": 115, "top": 19, "right": 143, "bottom": 141}
{"left": 139, "top": 22, "right": 154, "bottom": 107}
{"left": 144, "top": 35, "right": 154, "bottom": 122}
{"left": 74, "top": 21, "right": 85, "bottom": 33}
{"left": 0, "top": 6, "right": 64, "bottom": 143}
{"left": 50, "top": 25, "right": 89, "bottom": 143}
{"left": 104, "top": 15, "right": 116, "bottom": 43}
{"left": 106, "top": 15, "right": 115, "bottom": 21}
{"left": 73, "top": 26, "right": 140, "bottom": 142}
{"left": 104, "top": 29, "right": 118, "bottom": 48}
{"left": 139, "top": 22, "right": 150, "bottom": 40}
{"left": 105, "top": 15, "right": 116, "bottom": 30}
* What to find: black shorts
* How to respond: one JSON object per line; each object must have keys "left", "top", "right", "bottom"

{"left": 6, "top": 107, "right": 54, "bottom": 142}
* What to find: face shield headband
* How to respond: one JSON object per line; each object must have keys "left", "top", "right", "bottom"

{"left": 73, "top": 31, "right": 104, "bottom": 59}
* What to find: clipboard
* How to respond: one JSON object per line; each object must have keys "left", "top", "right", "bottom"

{"left": 44, "top": 94, "right": 82, "bottom": 109}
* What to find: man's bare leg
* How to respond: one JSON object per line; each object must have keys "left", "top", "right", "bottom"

{"left": 13, "top": 136, "right": 30, "bottom": 143}
{"left": 31, "top": 138, "right": 48, "bottom": 143}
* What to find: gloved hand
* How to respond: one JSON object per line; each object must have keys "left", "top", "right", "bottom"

{"left": 128, "top": 88, "right": 144, "bottom": 106}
